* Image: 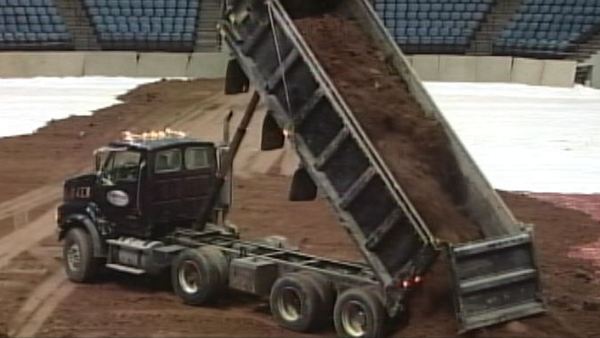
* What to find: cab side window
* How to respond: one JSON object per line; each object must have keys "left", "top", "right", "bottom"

{"left": 155, "top": 149, "right": 182, "bottom": 174}
{"left": 103, "top": 151, "right": 141, "bottom": 182}
{"left": 185, "top": 147, "right": 213, "bottom": 170}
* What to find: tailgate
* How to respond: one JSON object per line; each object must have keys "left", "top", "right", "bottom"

{"left": 448, "top": 232, "right": 546, "bottom": 332}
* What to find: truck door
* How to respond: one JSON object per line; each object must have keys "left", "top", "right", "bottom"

{"left": 97, "top": 150, "right": 145, "bottom": 236}
{"left": 149, "top": 146, "right": 216, "bottom": 230}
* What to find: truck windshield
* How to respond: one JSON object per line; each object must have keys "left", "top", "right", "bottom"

{"left": 102, "top": 151, "right": 142, "bottom": 183}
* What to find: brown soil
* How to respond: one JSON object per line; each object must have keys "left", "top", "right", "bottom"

{"left": 295, "top": 15, "right": 480, "bottom": 243}
{"left": 0, "top": 79, "right": 599, "bottom": 338}
{"left": 36, "top": 176, "right": 600, "bottom": 338}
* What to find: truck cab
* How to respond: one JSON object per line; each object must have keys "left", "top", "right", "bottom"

{"left": 57, "top": 132, "right": 231, "bottom": 260}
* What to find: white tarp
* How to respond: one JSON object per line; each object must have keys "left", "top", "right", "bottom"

{"left": 0, "top": 78, "right": 598, "bottom": 194}
{"left": 0, "top": 77, "right": 157, "bottom": 138}
{"left": 424, "top": 82, "right": 600, "bottom": 194}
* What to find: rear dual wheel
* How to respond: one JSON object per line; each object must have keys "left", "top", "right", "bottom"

{"left": 334, "top": 288, "right": 388, "bottom": 338}
{"left": 172, "top": 246, "right": 229, "bottom": 305}
{"left": 270, "top": 272, "right": 334, "bottom": 332}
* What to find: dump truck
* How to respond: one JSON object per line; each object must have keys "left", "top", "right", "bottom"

{"left": 219, "top": 0, "right": 545, "bottom": 334}
{"left": 57, "top": 1, "right": 545, "bottom": 338}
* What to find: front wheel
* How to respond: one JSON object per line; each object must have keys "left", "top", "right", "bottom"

{"left": 63, "top": 228, "right": 100, "bottom": 283}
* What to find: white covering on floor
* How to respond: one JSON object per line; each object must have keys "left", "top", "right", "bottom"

{"left": 0, "top": 77, "right": 598, "bottom": 193}
{"left": 424, "top": 82, "right": 600, "bottom": 194}
{"left": 0, "top": 77, "right": 157, "bottom": 138}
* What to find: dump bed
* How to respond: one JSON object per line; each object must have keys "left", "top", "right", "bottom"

{"left": 221, "top": 0, "right": 545, "bottom": 330}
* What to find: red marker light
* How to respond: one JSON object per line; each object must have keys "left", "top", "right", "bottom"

{"left": 401, "top": 280, "right": 411, "bottom": 288}
{"left": 414, "top": 276, "right": 422, "bottom": 284}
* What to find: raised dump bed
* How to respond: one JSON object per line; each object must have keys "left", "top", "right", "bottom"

{"left": 220, "top": 0, "right": 545, "bottom": 331}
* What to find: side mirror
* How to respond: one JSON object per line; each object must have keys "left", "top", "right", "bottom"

{"left": 95, "top": 153, "right": 102, "bottom": 172}
{"left": 289, "top": 166, "right": 317, "bottom": 201}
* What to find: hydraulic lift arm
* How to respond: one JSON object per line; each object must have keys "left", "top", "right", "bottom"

{"left": 195, "top": 91, "right": 261, "bottom": 229}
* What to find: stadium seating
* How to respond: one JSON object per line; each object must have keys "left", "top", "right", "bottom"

{"left": 83, "top": 0, "right": 199, "bottom": 51}
{"left": 495, "top": 0, "right": 600, "bottom": 57}
{"left": 374, "top": 0, "right": 494, "bottom": 53}
{"left": 0, "top": 0, "right": 72, "bottom": 50}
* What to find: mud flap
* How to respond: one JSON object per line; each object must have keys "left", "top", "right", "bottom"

{"left": 448, "top": 232, "right": 546, "bottom": 332}
{"left": 260, "top": 112, "right": 285, "bottom": 151}
{"left": 289, "top": 167, "right": 317, "bottom": 201}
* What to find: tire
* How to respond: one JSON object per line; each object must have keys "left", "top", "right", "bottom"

{"left": 298, "top": 271, "right": 335, "bottom": 328}
{"left": 224, "top": 59, "right": 249, "bottom": 95}
{"left": 197, "top": 246, "right": 229, "bottom": 286}
{"left": 269, "top": 273, "right": 324, "bottom": 332}
{"left": 334, "top": 288, "right": 387, "bottom": 338}
{"left": 171, "top": 247, "right": 227, "bottom": 305}
{"left": 63, "top": 228, "right": 100, "bottom": 283}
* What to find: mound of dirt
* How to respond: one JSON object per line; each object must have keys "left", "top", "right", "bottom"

{"left": 295, "top": 15, "right": 480, "bottom": 243}
{"left": 396, "top": 190, "right": 600, "bottom": 337}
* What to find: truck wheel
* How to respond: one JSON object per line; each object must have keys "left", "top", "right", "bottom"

{"left": 298, "top": 271, "right": 335, "bottom": 328}
{"left": 63, "top": 228, "right": 100, "bottom": 283}
{"left": 225, "top": 59, "right": 249, "bottom": 95}
{"left": 172, "top": 247, "right": 226, "bottom": 305}
{"left": 197, "top": 246, "right": 229, "bottom": 286}
{"left": 270, "top": 273, "right": 323, "bottom": 332}
{"left": 334, "top": 288, "right": 387, "bottom": 338}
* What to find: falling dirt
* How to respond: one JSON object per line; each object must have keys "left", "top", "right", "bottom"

{"left": 295, "top": 15, "right": 480, "bottom": 243}
{"left": 0, "top": 79, "right": 599, "bottom": 337}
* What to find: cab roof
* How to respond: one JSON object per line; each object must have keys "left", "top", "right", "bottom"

{"left": 109, "top": 137, "right": 215, "bottom": 151}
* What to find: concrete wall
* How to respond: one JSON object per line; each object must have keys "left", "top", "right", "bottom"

{"left": 136, "top": 52, "right": 189, "bottom": 77}
{"left": 439, "top": 55, "right": 477, "bottom": 82}
{"left": 187, "top": 52, "right": 229, "bottom": 79}
{"left": 590, "top": 53, "right": 600, "bottom": 88}
{"left": 0, "top": 52, "right": 85, "bottom": 77}
{"left": 406, "top": 54, "right": 576, "bottom": 87}
{"left": 511, "top": 57, "right": 544, "bottom": 85}
{"left": 412, "top": 55, "right": 440, "bottom": 81}
{"left": 476, "top": 56, "right": 512, "bottom": 83}
{"left": 0, "top": 52, "right": 578, "bottom": 87}
{"left": 83, "top": 51, "right": 138, "bottom": 77}
{"left": 0, "top": 51, "right": 230, "bottom": 79}
{"left": 541, "top": 60, "right": 577, "bottom": 87}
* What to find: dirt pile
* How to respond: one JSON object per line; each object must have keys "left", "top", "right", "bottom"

{"left": 295, "top": 15, "right": 479, "bottom": 243}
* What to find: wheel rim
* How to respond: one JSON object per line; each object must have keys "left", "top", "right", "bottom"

{"left": 66, "top": 243, "right": 81, "bottom": 272}
{"left": 341, "top": 300, "right": 369, "bottom": 337}
{"left": 277, "top": 287, "right": 302, "bottom": 322}
{"left": 178, "top": 260, "right": 200, "bottom": 294}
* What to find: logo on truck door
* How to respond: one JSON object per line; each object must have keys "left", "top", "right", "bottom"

{"left": 106, "top": 190, "right": 130, "bottom": 207}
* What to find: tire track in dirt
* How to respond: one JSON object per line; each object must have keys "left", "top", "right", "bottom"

{"left": 0, "top": 209, "right": 58, "bottom": 270}
{"left": 0, "top": 185, "right": 61, "bottom": 220}
{"left": 0, "top": 187, "right": 72, "bottom": 338}
{"left": 7, "top": 270, "right": 73, "bottom": 338}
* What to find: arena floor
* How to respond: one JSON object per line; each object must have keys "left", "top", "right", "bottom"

{"left": 0, "top": 78, "right": 598, "bottom": 337}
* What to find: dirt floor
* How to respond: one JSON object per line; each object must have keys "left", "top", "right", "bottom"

{"left": 0, "top": 79, "right": 599, "bottom": 338}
